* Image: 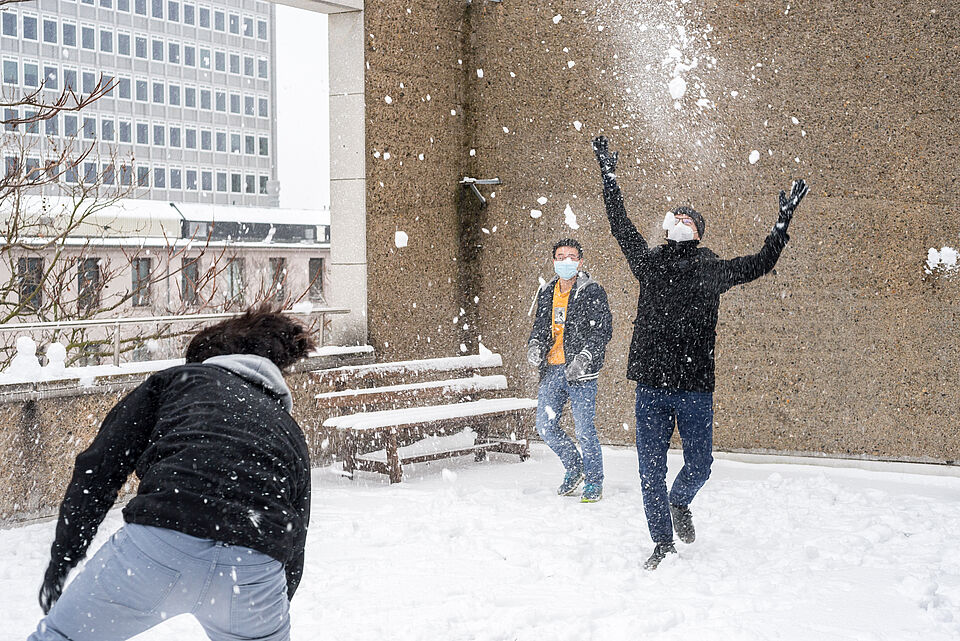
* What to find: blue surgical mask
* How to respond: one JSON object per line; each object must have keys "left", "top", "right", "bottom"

{"left": 554, "top": 259, "right": 579, "bottom": 280}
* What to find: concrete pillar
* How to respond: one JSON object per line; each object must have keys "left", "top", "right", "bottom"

{"left": 326, "top": 9, "right": 366, "bottom": 346}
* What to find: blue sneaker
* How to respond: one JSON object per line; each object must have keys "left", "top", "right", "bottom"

{"left": 557, "top": 470, "right": 585, "bottom": 496}
{"left": 580, "top": 483, "right": 603, "bottom": 503}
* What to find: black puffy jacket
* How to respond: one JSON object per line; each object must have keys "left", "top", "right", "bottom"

{"left": 528, "top": 271, "right": 613, "bottom": 382}
{"left": 47, "top": 356, "right": 311, "bottom": 599}
{"left": 602, "top": 174, "right": 789, "bottom": 393}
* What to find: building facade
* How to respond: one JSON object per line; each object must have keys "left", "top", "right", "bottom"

{"left": 1, "top": 0, "right": 278, "bottom": 206}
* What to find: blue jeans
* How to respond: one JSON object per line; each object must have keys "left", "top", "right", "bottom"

{"left": 29, "top": 524, "right": 290, "bottom": 641}
{"left": 535, "top": 365, "right": 603, "bottom": 485}
{"left": 635, "top": 383, "right": 714, "bottom": 542}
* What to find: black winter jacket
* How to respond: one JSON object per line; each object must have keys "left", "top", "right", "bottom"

{"left": 602, "top": 174, "right": 789, "bottom": 393}
{"left": 528, "top": 271, "right": 613, "bottom": 382}
{"left": 47, "top": 356, "right": 311, "bottom": 598}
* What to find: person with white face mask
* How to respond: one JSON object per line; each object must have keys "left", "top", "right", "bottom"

{"left": 527, "top": 239, "right": 613, "bottom": 502}
{"left": 592, "top": 135, "right": 809, "bottom": 570}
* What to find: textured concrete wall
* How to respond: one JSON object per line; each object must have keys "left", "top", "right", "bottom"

{"left": 363, "top": 0, "right": 959, "bottom": 461}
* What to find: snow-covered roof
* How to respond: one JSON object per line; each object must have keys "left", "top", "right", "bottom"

{"left": 2, "top": 196, "right": 330, "bottom": 239}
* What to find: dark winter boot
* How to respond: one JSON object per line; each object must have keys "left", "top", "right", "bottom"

{"left": 670, "top": 503, "right": 695, "bottom": 544}
{"left": 643, "top": 541, "right": 677, "bottom": 571}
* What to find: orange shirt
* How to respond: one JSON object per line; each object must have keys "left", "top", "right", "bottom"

{"left": 546, "top": 281, "right": 571, "bottom": 365}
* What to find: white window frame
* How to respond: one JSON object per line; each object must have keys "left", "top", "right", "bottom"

{"left": 42, "top": 17, "right": 58, "bottom": 44}
{"left": 152, "top": 37, "right": 165, "bottom": 63}
{"left": 99, "top": 27, "right": 114, "bottom": 54}
{"left": 134, "top": 33, "right": 148, "bottom": 59}
{"left": 198, "top": 4, "right": 211, "bottom": 29}
{"left": 80, "top": 23, "right": 96, "bottom": 51}
{"left": 152, "top": 121, "right": 166, "bottom": 147}
{"left": 61, "top": 20, "right": 77, "bottom": 47}
{"left": 22, "top": 59, "right": 41, "bottom": 89}
{"left": 118, "top": 119, "right": 132, "bottom": 143}
{"left": 22, "top": 12, "right": 40, "bottom": 42}
{"left": 135, "top": 120, "right": 149, "bottom": 145}
{"left": 117, "top": 75, "right": 132, "bottom": 100}
{"left": 168, "top": 124, "right": 182, "bottom": 148}
{"left": 117, "top": 30, "right": 132, "bottom": 56}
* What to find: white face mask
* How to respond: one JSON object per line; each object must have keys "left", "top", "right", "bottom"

{"left": 662, "top": 212, "right": 695, "bottom": 242}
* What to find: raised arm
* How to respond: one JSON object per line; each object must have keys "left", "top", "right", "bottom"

{"left": 592, "top": 136, "right": 649, "bottom": 279}
{"left": 706, "top": 179, "right": 809, "bottom": 293}
{"left": 40, "top": 374, "right": 164, "bottom": 613}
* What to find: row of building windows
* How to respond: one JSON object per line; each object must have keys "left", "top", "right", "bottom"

{"left": 2, "top": 62, "right": 271, "bottom": 118}
{"left": 1, "top": 3, "right": 269, "bottom": 41}
{"left": 0, "top": 19, "right": 270, "bottom": 80}
{"left": 6, "top": 156, "right": 272, "bottom": 195}
{"left": 5, "top": 110, "right": 270, "bottom": 156}
{"left": 18, "top": 254, "right": 323, "bottom": 315}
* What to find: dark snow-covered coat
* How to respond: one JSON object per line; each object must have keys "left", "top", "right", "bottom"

{"left": 528, "top": 271, "right": 613, "bottom": 382}
{"left": 602, "top": 174, "right": 789, "bottom": 393}
{"left": 47, "top": 354, "right": 311, "bottom": 599}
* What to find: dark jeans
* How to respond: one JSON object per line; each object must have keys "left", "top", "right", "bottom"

{"left": 635, "top": 383, "right": 714, "bottom": 543}
{"left": 535, "top": 365, "right": 604, "bottom": 485}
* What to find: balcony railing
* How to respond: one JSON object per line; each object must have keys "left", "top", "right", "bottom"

{"left": 0, "top": 307, "right": 350, "bottom": 367}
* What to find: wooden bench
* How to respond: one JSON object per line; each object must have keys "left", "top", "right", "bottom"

{"left": 313, "top": 353, "right": 536, "bottom": 483}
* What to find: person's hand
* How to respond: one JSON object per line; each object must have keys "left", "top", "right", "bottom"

{"left": 564, "top": 352, "right": 590, "bottom": 382}
{"left": 39, "top": 563, "right": 68, "bottom": 614}
{"left": 592, "top": 136, "right": 619, "bottom": 176}
{"left": 776, "top": 179, "right": 809, "bottom": 231}
{"left": 527, "top": 344, "right": 542, "bottom": 368}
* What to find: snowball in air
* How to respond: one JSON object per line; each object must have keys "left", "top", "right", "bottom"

{"left": 668, "top": 76, "right": 687, "bottom": 100}
{"left": 394, "top": 231, "right": 409, "bottom": 248}
{"left": 573, "top": 120, "right": 582, "bottom": 131}
{"left": 537, "top": 196, "right": 548, "bottom": 205}
{"left": 563, "top": 204, "right": 580, "bottom": 230}
{"left": 530, "top": 209, "right": 543, "bottom": 219}
{"left": 553, "top": 14, "right": 562, "bottom": 24}
{"left": 749, "top": 150, "right": 761, "bottom": 164}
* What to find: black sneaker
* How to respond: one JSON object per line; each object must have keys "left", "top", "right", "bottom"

{"left": 670, "top": 503, "right": 696, "bottom": 544}
{"left": 643, "top": 541, "right": 677, "bottom": 571}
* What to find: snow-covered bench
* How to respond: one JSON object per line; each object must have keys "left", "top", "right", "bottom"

{"left": 315, "top": 353, "right": 535, "bottom": 483}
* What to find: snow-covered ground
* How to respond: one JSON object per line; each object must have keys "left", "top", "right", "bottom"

{"left": 6, "top": 445, "right": 960, "bottom": 640}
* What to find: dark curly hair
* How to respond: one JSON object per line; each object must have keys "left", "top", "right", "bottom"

{"left": 552, "top": 238, "right": 583, "bottom": 259}
{"left": 185, "top": 305, "right": 316, "bottom": 370}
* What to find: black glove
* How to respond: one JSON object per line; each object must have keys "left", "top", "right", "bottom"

{"left": 592, "top": 136, "right": 619, "bottom": 177}
{"left": 527, "top": 343, "right": 542, "bottom": 368}
{"left": 564, "top": 352, "right": 591, "bottom": 382}
{"left": 39, "top": 562, "right": 68, "bottom": 614}
{"left": 776, "top": 179, "right": 809, "bottom": 232}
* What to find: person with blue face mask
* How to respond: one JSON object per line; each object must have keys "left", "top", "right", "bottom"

{"left": 527, "top": 239, "right": 613, "bottom": 502}
{"left": 592, "top": 135, "right": 809, "bottom": 570}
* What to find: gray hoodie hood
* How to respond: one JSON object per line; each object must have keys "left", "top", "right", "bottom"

{"left": 203, "top": 354, "right": 293, "bottom": 413}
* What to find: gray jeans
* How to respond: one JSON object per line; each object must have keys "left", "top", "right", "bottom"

{"left": 29, "top": 523, "right": 290, "bottom": 641}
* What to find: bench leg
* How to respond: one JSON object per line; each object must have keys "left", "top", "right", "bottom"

{"left": 516, "top": 410, "right": 531, "bottom": 461}
{"left": 341, "top": 431, "right": 358, "bottom": 478}
{"left": 474, "top": 420, "right": 489, "bottom": 462}
{"left": 386, "top": 429, "right": 403, "bottom": 483}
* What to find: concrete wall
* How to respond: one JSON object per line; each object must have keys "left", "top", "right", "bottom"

{"left": 363, "top": 0, "right": 960, "bottom": 461}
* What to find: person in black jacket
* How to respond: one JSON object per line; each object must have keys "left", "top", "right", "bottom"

{"left": 29, "top": 307, "right": 315, "bottom": 641}
{"left": 592, "top": 136, "right": 808, "bottom": 570}
{"left": 527, "top": 238, "right": 613, "bottom": 502}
